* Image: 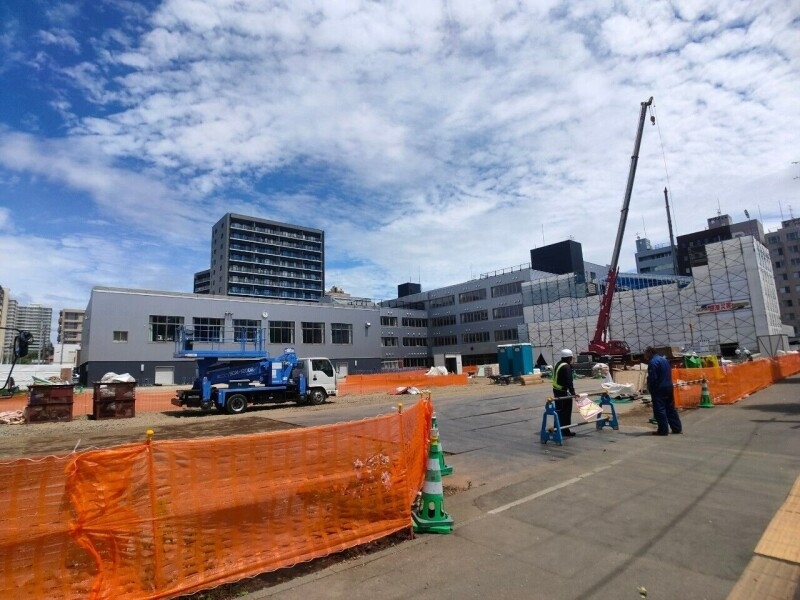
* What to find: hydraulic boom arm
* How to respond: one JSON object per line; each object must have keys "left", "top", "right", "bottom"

{"left": 589, "top": 96, "right": 653, "bottom": 353}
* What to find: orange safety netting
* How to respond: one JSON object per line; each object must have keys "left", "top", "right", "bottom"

{"left": 0, "top": 372, "right": 468, "bottom": 415}
{"left": 338, "top": 371, "right": 469, "bottom": 395}
{"left": 673, "top": 353, "right": 800, "bottom": 408}
{"left": 0, "top": 396, "right": 433, "bottom": 600}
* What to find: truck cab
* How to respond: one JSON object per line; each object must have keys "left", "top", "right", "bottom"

{"left": 293, "top": 357, "right": 338, "bottom": 405}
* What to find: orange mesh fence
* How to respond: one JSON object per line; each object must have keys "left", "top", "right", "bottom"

{"left": 338, "top": 372, "right": 469, "bottom": 395}
{"left": 1, "top": 396, "right": 433, "bottom": 600}
{"left": 673, "top": 353, "right": 800, "bottom": 408}
{"left": 0, "top": 373, "right": 468, "bottom": 414}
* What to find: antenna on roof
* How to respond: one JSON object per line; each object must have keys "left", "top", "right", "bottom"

{"left": 744, "top": 209, "right": 750, "bottom": 219}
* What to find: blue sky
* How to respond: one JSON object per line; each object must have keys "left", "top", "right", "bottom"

{"left": 1, "top": 0, "right": 798, "bottom": 342}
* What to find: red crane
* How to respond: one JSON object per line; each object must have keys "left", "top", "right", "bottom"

{"left": 583, "top": 96, "right": 654, "bottom": 362}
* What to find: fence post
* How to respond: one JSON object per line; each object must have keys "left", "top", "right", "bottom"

{"left": 145, "top": 429, "right": 164, "bottom": 592}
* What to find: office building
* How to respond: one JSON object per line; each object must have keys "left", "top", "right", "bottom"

{"left": 634, "top": 237, "right": 676, "bottom": 275}
{"left": 676, "top": 214, "right": 764, "bottom": 277}
{"left": 765, "top": 217, "right": 800, "bottom": 342}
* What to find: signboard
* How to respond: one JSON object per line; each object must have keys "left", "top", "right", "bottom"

{"left": 696, "top": 300, "right": 750, "bottom": 314}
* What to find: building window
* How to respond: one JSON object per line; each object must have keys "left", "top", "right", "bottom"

{"left": 781, "top": 286, "right": 790, "bottom": 293}
{"left": 193, "top": 317, "right": 224, "bottom": 342}
{"left": 494, "top": 328, "right": 519, "bottom": 342}
{"left": 786, "top": 300, "right": 794, "bottom": 307}
{"left": 381, "top": 316, "right": 398, "bottom": 326}
{"left": 459, "top": 289, "right": 487, "bottom": 303}
{"left": 331, "top": 323, "right": 353, "bottom": 345}
{"left": 403, "top": 337, "right": 428, "bottom": 347}
{"left": 113, "top": 331, "right": 128, "bottom": 343}
{"left": 768, "top": 235, "right": 780, "bottom": 244}
{"left": 430, "top": 315, "right": 456, "bottom": 327}
{"left": 429, "top": 295, "right": 455, "bottom": 308}
{"left": 492, "top": 305, "right": 524, "bottom": 319}
{"left": 432, "top": 335, "right": 458, "bottom": 347}
{"left": 402, "top": 317, "right": 428, "bottom": 327}
{"left": 233, "top": 319, "right": 260, "bottom": 342}
{"left": 269, "top": 320, "right": 294, "bottom": 344}
{"left": 149, "top": 315, "right": 184, "bottom": 342}
{"left": 381, "top": 337, "right": 398, "bottom": 347}
{"left": 302, "top": 322, "right": 325, "bottom": 344}
{"left": 491, "top": 281, "right": 522, "bottom": 297}
{"left": 461, "top": 309, "right": 489, "bottom": 323}
{"left": 462, "top": 331, "right": 490, "bottom": 344}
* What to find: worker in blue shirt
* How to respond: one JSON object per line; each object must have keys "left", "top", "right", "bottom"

{"left": 644, "top": 346, "right": 683, "bottom": 436}
{"left": 552, "top": 349, "right": 577, "bottom": 437}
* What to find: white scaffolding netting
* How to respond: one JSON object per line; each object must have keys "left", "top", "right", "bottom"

{"left": 520, "top": 237, "right": 786, "bottom": 361}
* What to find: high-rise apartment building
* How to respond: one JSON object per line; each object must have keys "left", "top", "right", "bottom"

{"left": 195, "top": 213, "right": 325, "bottom": 302}
{"left": 765, "top": 217, "right": 800, "bottom": 341}
{"left": 2, "top": 302, "right": 52, "bottom": 360}
{"left": 58, "top": 309, "right": 86, "bottom": 344}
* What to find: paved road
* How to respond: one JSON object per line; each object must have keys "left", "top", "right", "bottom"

{"left": 248, "top": 376, "right": 800, "bottom": 600}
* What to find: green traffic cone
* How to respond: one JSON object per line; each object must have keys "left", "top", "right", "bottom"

{"left": 431, "top": 413, "right": 453, "bottom": 476}
{"left": 412, "top": 429, "right": 453, "bottom": 534}
{"left": 699, "top": 377, "right": 714, "bottom": 408}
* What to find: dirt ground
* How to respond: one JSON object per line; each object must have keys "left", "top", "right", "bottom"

{"left": 0, "top": 377, "right": 656, "bottom": 460}
{"left": 0, "top": 378, "right": 496, "bottom": 460}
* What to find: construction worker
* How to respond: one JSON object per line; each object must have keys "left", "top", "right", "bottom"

{"left": 644, "top": 346, "right": 683, "bottom": 436}
{"left": 552, "top": 349, "right": 576, "bottom": 437}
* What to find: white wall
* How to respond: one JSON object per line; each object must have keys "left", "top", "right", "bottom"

{"left": 0, "top": 364, "right": 71, "bottom": 389}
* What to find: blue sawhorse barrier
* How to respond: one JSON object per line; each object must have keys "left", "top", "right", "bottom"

{"left": 540, "top": 393, "right": 620, "bottom": 445}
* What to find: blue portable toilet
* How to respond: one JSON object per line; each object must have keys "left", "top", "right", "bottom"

{"left": 497, "top": 345, "right": 513, "bottom": 375}
{"left": 511, "top": 343, "right": 534, "bottom": 376}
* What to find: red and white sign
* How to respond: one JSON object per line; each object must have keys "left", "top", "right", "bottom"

{"left": 696, "top": 300, "right": 750, "bottom": 314}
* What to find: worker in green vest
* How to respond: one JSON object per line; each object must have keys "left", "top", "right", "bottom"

{"left": 552, "top": 349, "right": 577, "bottom": 437}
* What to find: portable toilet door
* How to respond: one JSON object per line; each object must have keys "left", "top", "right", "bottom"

{"left": 497, "top": 345, "right": 513, "bottom": 376}
{"left": 510, "top": 343, "right": 534, "bottom": 376}
{"left": 514, "top": 343, "right": 533, "bottom": 375}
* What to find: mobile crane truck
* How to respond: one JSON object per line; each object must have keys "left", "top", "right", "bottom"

{"left": 170, "top": 327, "right": 338, "bottom": 414}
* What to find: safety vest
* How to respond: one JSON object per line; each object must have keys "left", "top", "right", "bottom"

{"left": 552, "top": 361, "right": 569, "bottom": 391}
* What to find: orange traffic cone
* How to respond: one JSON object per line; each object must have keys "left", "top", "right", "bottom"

{"left": 412, "top": 428, "right": 453, "bottom": 534}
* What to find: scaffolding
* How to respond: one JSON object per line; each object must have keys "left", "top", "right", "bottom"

{"left": 520, "top": 237, "right": 786, "bottom": 360}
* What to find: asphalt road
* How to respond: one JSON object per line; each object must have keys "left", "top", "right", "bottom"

{"left": 249, "top": 375, "right": 800, "bottom": 600}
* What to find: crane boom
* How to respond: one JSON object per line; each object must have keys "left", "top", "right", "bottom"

{"left": 586, "top": 96, "right": 653, "bottom": 360}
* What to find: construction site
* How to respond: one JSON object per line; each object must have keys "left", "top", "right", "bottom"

{"left": 522, "top": 236, "right": 786, "bottom": 362}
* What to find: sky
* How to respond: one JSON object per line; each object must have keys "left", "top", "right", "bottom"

{"left": 1, "top": 0, "right": 798, "bottom": 342}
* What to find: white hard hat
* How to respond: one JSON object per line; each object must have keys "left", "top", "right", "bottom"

{"left": 560, "top": 349, "right": 573, "bottom": 358}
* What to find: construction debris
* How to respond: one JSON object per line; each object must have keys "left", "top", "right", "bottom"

{"left": 0, "top": 410, "right": 25, "bottom": 425}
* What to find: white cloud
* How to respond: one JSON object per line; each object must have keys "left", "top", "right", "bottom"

{"left": 0, "top": 0, "right": 798, "bottom": 322}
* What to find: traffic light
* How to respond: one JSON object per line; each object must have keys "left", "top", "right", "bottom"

{"left": 13, "top": 331, "right": 33, "bottom": 359}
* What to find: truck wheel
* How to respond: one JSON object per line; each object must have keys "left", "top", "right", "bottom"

{"left": 307, "top": 388, "right": 327, "bottom": 405}
{"left": 225, "top": 394, "right": 248, "bottom": 415}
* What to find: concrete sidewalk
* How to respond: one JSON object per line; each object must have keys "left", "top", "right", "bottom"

{"left": 245, "top": 377, "right": 800, "bottom": 600}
